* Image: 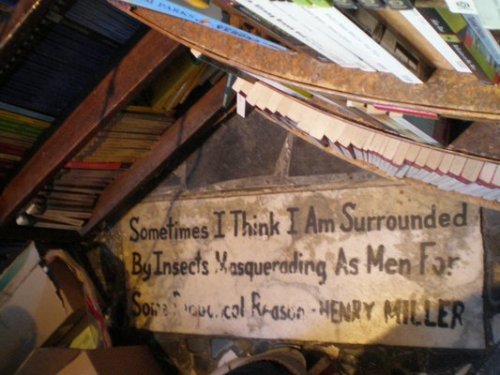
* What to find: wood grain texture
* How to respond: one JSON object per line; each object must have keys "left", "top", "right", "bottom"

{"left": 80, "top": 77, "right": 228, "bottom": 236}
{"left": 127, "top": 7, "right": 500, "bottom": 121}
{"left": 0, "top": 0, "right": 42, "bottom": 50}
{"left": 0, "top": 30, "right": 183, "bottom": 225}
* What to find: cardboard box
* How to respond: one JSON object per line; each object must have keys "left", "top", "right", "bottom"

{"left": 0, "top": 243, "right": 82, "bottom": 374}
{"left": 16, "top": 346, "right": 163, "bottom": 375}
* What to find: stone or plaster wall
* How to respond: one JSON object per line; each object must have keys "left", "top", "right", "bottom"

{"left": 103, "top": 110, "right": 500, "bottom": 374}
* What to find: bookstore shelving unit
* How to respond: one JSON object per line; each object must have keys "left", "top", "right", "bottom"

{"left": 124, "top": 5, "right": 500, "bottom": 121}
{"left": 0, "top": 0, "right": 499, "bottom": 240}
{"left": 112, "top": 3, "right": 500, "bottom": 209}
{"left": 0, "top": 0, "right": 231, "bottom": 239}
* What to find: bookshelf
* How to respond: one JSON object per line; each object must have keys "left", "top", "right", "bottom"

{"left": 0, "top": 0, "right": 498, "bottom": 238}
{"left": 125, "top": 5, "right": 500, "bottom": 121}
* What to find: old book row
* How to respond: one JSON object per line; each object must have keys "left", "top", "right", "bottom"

{"left": 15, "top": 111, "right": 175, "bottom": 230}
{"left": 0, "top": 102, "right": 54, "bottom": 183}
{"left": 217, "top": 0, "right": 499, "bottom": 84}
{"left": 15, "top": 168, "right": 118, "bottom": 231}
{"left": 233, "top": 77, "right": 500, "bottom": 204}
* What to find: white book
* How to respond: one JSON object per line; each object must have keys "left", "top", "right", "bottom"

{"left": 296, "top": 3, "right": 376, "bottom": 72}
{"left": 450, "top": 180, "right": 475, "bottom": 194}
{"left": 236, "top": 92, "right": 247, "bottom": 118}
{"left": 313, "top": 7, "right": 423, "bottom": 83}
{"left": 300, "top": 7, "right": 377, "bottom": 72}
{"left": 460, "top": 182, "right": 490, "bottom": 197}
{"left": 311, "top": 7, "right": 392, "bottom": 74}
{"left": 367, "top": 134, "right": 380, "bottom": 165}
{"left": 269, "top": 2, "right": 358, "bottom": 67}
{"left": 390, "top": 116, "right": 441, "bottom": 146}
{"left": 423, "top": 170, "right": 444, "bottom": 184}
{"left": 361, "top": 132, "right": 376, "bottom": 163}
{"left": 437, "top": 175, "right": 461, "bottom": 191}
{"left": 395, "top": 164, "right": 411, "bottom": 178}
{"left": 324, "top": 119, "right": 346, "bottom": 144}
{"left": 482, "top": 189, "right": 500, "bottom": 201}
{"left": 310, "top": 112, "right": 331, "bottom": 140}
{"left": 236, "top": 0, "right": 356, "bottom": 68}
{"left": 400, "top": 9, "right": 472, "bottom": 73}
{"left": 460, "top": 159, "right": 484, "bottom": 183}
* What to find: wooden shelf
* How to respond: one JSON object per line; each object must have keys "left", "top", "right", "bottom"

{"left": 124, "top": 7, "right": 500, "bottom": 122}
{"left": 0, "top": 30, "right": 183, "bottom": 226}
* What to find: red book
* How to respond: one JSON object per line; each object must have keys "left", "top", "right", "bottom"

{"left": 64, "top": 161, "right": 131, "bottom": 170}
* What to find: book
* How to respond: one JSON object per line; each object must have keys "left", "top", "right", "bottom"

{"left": 117, "top": 0, "right": 288, "bottom": 51}
{"left": 214, "top": 0, "right": 332, "bottom": 62}
{"left": 418, "top": 7, "right": 500, "bottom": 84}
{"left": 347, "top": 101, "right": 450, "bottom": 146}
{"left": 151, "top": 53, "right": 209, "bottom": 112}
{"left": 238, "top": 0, "right": 431, "bottom": 82}
{"left": 382, "top": 0, "right": 414, "bottom": 10}
{"left": 236, "top": 0, "right": 368, "bottom": 69}
{"left": 303, "top": 5, "right": 424, "bottom": 82}
{"left": 473, "top": 0, "right": 500, "bottom": 30}
{"left": 342, "top": 7, "right": 435, "bottom": 81}
{"left": 399, "top": 8, "right": 472, "bottom": 73}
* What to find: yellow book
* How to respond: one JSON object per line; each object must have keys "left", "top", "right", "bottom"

{"left": 151, "top": 54, "right": 204, "bottom": 111}
{"left": 0, "top": 109, "right": 52, "bottom": 130}
{"left": 163, "top": 63, "right": 207, "bottom": 111}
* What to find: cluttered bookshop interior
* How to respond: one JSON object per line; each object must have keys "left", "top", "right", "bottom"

{"left": 0, "top": 0, "right": 499, "bottom": 373}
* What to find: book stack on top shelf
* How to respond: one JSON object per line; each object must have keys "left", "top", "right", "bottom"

{"left": 117, "top": 0, "right": 500, "bottom": 85}
{"left": 116, "top": 0, "right": 499, "bottom": 121}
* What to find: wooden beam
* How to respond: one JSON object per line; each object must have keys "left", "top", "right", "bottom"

{"left": 0, "top": 30, "right": 183, "bottom": 225}
{"left": 80, "top": 77, "right": 228, "bottom": 236}
{"left": 1, "top": 0, "right": 44, "bottom": 51}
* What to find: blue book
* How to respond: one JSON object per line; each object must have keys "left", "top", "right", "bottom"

{"left": 118, "top": 0, "right": 288, "bottom": 52}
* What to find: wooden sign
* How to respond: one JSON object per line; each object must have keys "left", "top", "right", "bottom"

{"left": 121, "top": 186, "right": 484, "bottom": 349}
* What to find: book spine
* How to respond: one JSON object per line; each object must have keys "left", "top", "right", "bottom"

{"left": 118, "top": 0, "right": 288, "bottom": 51}
{"left": 372, "top": 104, "right": 437, "bottom": 119}
{"left": 331, "top": 0, "right": 358, "bottom": 9}
{"left": 236, "top": 0, "right": 363, "bottom": 68}
{"left": 287, "top": 4, "right": 377, "bottom": 71}
{"left": 342, "top": 7, "right": 434, "bottom": 81}
{"left": 357, "top": 0, "right": 386, "bottom": 9}
{"left": 418, "top": 7, "right": 498, "bottom": 84}
{"left": 382, "top": 0, "right": 414, "bottom": 10}
{"left": 0, "top": 101, "right": 55, "bottom": 122}
{"left": 399, "top": 9, "right": 472, "bottom": 73}
{"left": 315, "top": 6, "right": 424, "bottom": 83}
{"left": 214, "top": 0, "right": 332, "bottom": 62}
{"left": 305, "top": 6, "right": 389, "bottom": 71}
{"left": 64, "top": 161, "right": 131, "bottom": 170}
{"left": 216, "top": 0, "right": 303, "bottom": 45}
{"left": 463, "top": 14, "right": 500, "bottom": 63}
{"left": 266, "top": 1, "right": 382, "bottom": 71}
